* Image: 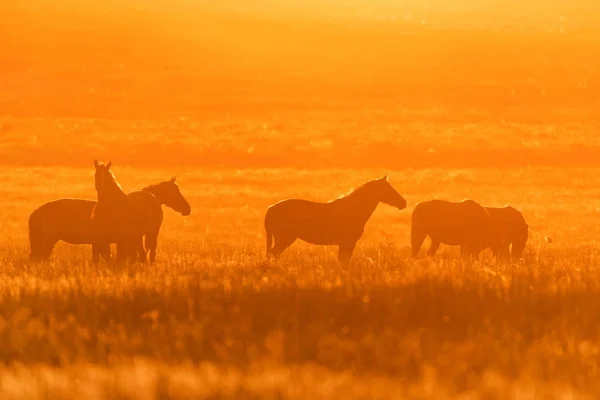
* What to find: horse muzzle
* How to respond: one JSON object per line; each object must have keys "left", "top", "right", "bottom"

{"left": 396, "top": 198, "right": 407, "bottom": 210}
{"left": 180, "top": 204, "right": 192, "bottom": 217}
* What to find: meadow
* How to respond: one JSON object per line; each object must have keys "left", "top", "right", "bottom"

{"left": 2, "top": 167, "right": 600, "bottom": 398}
{"left": 2, "top": 1, "right": 600, "bottom": 398}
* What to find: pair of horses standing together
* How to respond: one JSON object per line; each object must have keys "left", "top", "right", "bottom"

{"left": 264, "top": 175, "right": 528, "bottom": 263}
{"left": 29, "top": 160, "right": 191, "bottom": 263}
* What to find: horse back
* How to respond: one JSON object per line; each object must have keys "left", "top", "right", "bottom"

{"left": 412, "top": 199, "right": 498, "bottom": 245}
{"left": 127, "top": 190, "right": 163, "bottom": 230}
{"left": 30, "top": 198, "right": 98, "bottom": 244}
{"left": 413, "top": 199, "right": 490, "bottom": 220}
{"left": 265, "top": 198, "right": 339, "bottom": 226}
{"left": 486, "top": 206, "right": 526, "bottom": 225}
{"left": 485, "top": 205, "right": 528, "bottom": 238}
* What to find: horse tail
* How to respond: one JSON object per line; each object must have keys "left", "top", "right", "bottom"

{"left": 28, "top": 209, "right": 43, "bottom": 259}
{"left": 266, "top": 229, "right": 274, "bottom": 255}
{"left": 410, "top": 203, "right": 427, "bottom": 258}
{"left": 264, "top": 206, "right": 275, "bottom": 255}
{"left": 90, "top": 203, "right": 97, "bottom": 220}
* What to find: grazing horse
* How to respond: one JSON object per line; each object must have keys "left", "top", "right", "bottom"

{"left": 411, "top": 199, "right": 508, "bottom": 259}
{"left": 28, "top": 177, "right": 191, "bottom": 262}
{"left": 91, "top": 160, "right": 160, "bottom": 263}
{"left": 483, "top": 205, "right": 528, "bottom": 261}
{"left": 264, "top": 174, "right": 407, "bottom": 264}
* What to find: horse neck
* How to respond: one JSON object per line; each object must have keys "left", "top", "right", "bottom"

{"left": 98, "top": 179, "right": 128, "bottom": 206}
{"left": 143, "top": 185, "right": 165, "bottom": 205}
{"left": 336, "top": 187, "right": 380, "bottom": 222}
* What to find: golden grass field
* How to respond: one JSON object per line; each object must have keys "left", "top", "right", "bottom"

{"left": 2, "top": 1, "right": 600, "bottom": 398}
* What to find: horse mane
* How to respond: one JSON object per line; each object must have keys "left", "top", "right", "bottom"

{"left": 328, "top": 179, "right": 377, "bottom": 203}
{"left": 142, "top": 182, "right": 159, "bottom": 192}
{"left": 141, "top": 180, "right": 173, "bottom": 205}
{"left": 142, "top": 180, "right": 169, "bottom": 194}
{"left": 91, "top": 165, "right": 127, "bottom": 221}
{"left": 100, "top": 168, "right": 125, "bottom": 194}
{"left": 97, "top": 166, "right": 126, "bottom": 199}
{"left": 107, "top": 169, "right": 124, "bottom": 192}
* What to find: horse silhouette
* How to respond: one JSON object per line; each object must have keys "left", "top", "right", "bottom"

{"left": 29, "top": 177, "right": 191, "bottom": 262}
{"left": 484, "top": 205, "right": 528, "bottom": 261}
{"left": 264, "top": 174, "right": 407, "bottom": 264}
{"left": 411, "top": 199, "right": 509, "bottom": 259}
{"left": 91, "top": 160, "right": 162, "bottom": 263}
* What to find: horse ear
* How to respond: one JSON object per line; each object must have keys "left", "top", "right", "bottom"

{"left": 107, "top": 161, "right": 112, "bottom": 169}
{"left": 170, "top": 176, "right": 176, "bottom": 183}
{"left": 94, "top": 159, "right": 99, "bottom": 169}
{"left": 383, "top": 173, "right": 389, "bottom": 180}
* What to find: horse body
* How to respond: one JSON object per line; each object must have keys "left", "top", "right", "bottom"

{"left": 266, "top": 198, "right": 379, "bottom": 244}
{"left": 29, "top": 199, "right": 100, "bottom": 259}
{"left": 29, "top": 176, "right": 191, "bottom": 263}
{"left": 265, "top": 174, "right": 406, "bottom": 263}
{"left": 484, "top": 206, "right": 528, "bottom": 260}
{"left": 411, "top": 199, "right": 506, "bottom": 258}
{"left": 125, "top": 190, "right": 164, "bottom": 263}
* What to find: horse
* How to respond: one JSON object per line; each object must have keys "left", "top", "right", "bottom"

{"left": 411, "top": 199, "right": 509, "bottom": 260}
{"left": 483, "top": 205, "right": 528, "bottom": 261}
{"left": 264, "top": 174, "right": 407, "bottom": 264}
{"left": 91, "top": 160, "right": 161, "bottom": 263}
{"left": 133, "top": 177, "right": 191, "bottom": 262}
{"left": 28, "top": 177, "right": 191, "bottom": 263}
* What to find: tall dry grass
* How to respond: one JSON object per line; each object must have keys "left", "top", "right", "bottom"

{"left": 0, "top": 167, "right": 599, "bottom": 398}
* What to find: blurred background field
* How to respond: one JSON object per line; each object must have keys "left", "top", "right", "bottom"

{"left": 1, "top": 0, "right": 599, "bottom": 169}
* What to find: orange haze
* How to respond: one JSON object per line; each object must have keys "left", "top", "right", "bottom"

{"left": 1, "top": 0, "right": 599, "bottom": 168}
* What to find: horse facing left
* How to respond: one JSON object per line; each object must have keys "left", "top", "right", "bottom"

{"left": 264, "top": 174, "right": 407, "bottom": 264}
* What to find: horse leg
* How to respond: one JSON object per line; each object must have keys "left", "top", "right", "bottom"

{"left": 127, "top": 240, "right": 138, "bottom": 264}
{"left": 265, "top": 229, "right": 274, "bottom": 256}
{"left": 116, "top": 242, "right": 132, "bottom": 264}
{"left": 115, "top": 243, "right": 123, "bottom": 263}
{"left": 411, "top": 229, "right": 427, "bottom": 258}
{"left": 338, "top": 241, "right": 357, "bottom": 265}
{"left": 494, "top": 243, "right": 511, "bottom": 262}
{"left": 100, "top": 243, "right": 111, "bottom": 262}
{"left": 37, "top": 240, "right": 57, "bottom": 260}
{"left": 93, "top": 243, "right": 110, "bottom": 264}
{"left": 92, "top": 244, "right": 99, "bottom": 264}
{"left": 145, "top": 232, "right": 159, "bottom": 264}
{"left": 135, "top": 235, "right": 147, "bottom": 263}
{"left": 268, "top": 234, "right": 296, "bottom": 258}
{"left": 461, "top": 245, "right": 481, "bottom": 261}
{"left": 460, "top": 245, "right": 473, "bottom": 259}
{"left": 29, "top": 233, "right": 43, "bottom": 260}
{"left": 427, "top": 239, "right": 441, "bottom": 257}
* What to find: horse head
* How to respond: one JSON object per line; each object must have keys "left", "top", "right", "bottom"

{"left": 94, "top": 159, "right": 113, "bottom": 195}
{"left": 148, "top": 177, "right": 192, "bottom": 216}
{"left": 374, "top": 174, "right": 407, "bottom": 210}
{"left": 511, "top": 223, "right": 529, "bottom": 260}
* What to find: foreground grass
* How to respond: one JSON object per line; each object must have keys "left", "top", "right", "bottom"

{"left": 1, "top": 241, "right": 600, "bottom": 398}
{"left": 0, "top": 359, "right": 590, "bottom": 400}
{"left": 1, "top": 166, "right": 599, "bottom": 398}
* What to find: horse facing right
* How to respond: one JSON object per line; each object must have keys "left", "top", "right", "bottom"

{"left": 411, "top": 199, "right": 509, "bottom": 260}
{"left": 264, "top": 174, "right": 407, "bottom": 264}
